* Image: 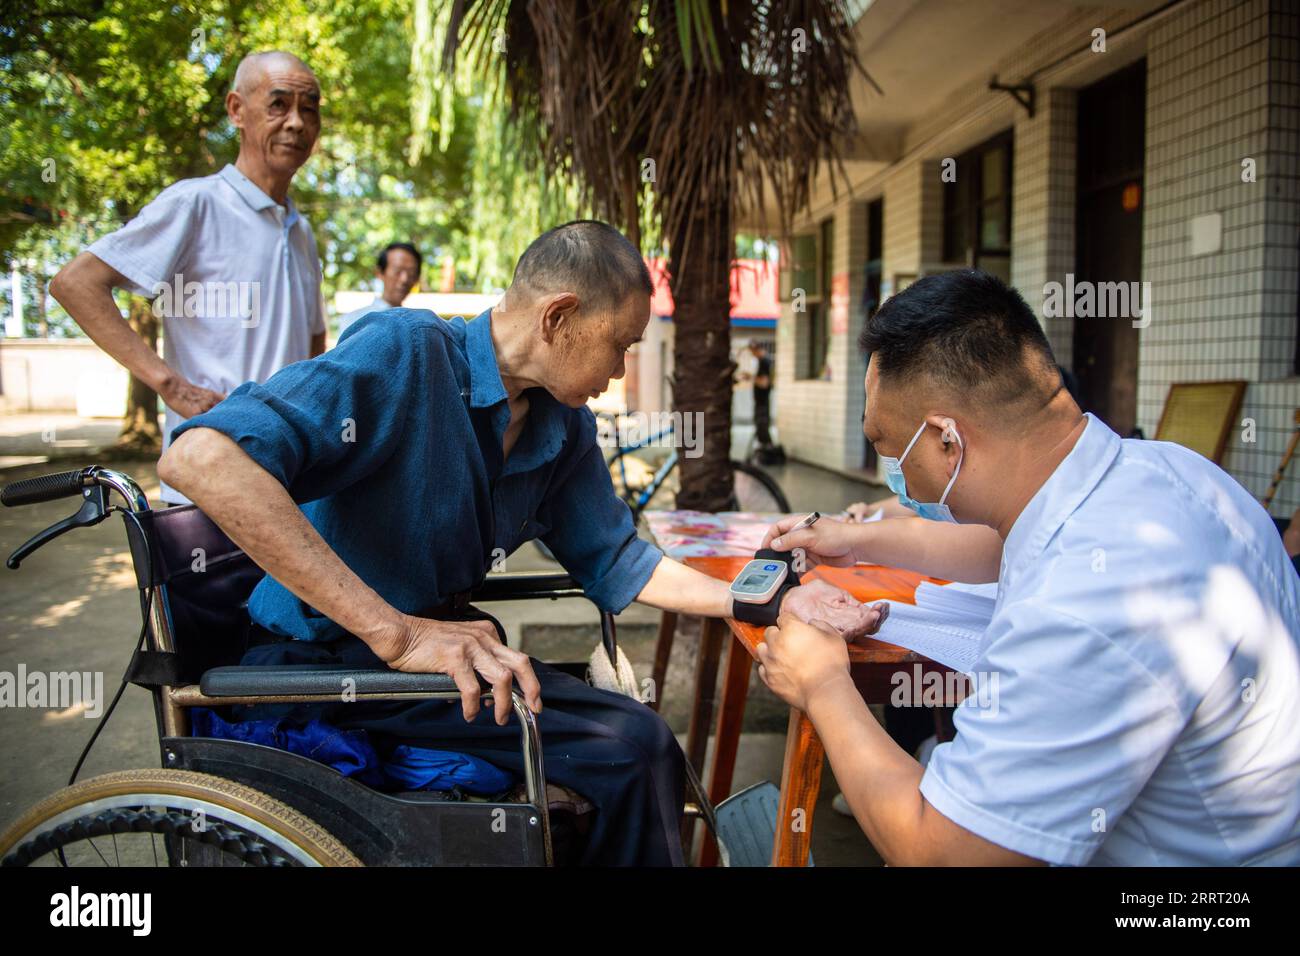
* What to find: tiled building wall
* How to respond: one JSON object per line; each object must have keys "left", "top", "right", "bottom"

{"left": 1141, "top": 0, "right": 1300, "bottom": 517}
{"left": 776, "top": 0, "right": 1299, "bottom": 512}
{"left": 881, "top": 163, "right": 926, "bottom": 283}
{"left": 776, "top": 204, "right": 867, "bottom": 471}
{"left": 1011, "top": 88, "right": 1079, "bottom": 367}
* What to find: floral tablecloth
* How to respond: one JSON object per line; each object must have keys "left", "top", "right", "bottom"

{"left": 642, "top": 509, "right": 794, "bottom": 560}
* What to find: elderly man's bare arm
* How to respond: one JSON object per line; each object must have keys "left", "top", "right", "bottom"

{"left": 50, "top": 252, "right": 225, "bottom": 419}
{"left": 158, "top": 426, "right": 543, "bottom": 725}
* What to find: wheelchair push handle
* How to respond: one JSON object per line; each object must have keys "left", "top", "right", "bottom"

{"left": 1, "top": 467, "right": 93, "bottom": 508}
{"left": 3, "top": 467, "right": 149, "bottom": 570}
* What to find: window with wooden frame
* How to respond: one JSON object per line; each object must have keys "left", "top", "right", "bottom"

{"left": 781, "top": 219, "right": 834, "bottom": 380}
{"left": 943, "top": 130, "right": 1013, "bottom": 282}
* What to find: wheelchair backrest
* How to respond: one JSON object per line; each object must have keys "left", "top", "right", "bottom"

{"left": 126, "top": 505, "right": 267, "bottom": 681}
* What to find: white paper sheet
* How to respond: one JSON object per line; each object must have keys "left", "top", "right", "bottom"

{"left": 874, "top": 581, "right": 997, "bottom": 672}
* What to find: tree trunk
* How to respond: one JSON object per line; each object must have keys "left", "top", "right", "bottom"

{"left": 668, "top": 204, "right": 734, "bottom": 513}
{"left": 34, "top": 267, "right": 48, "bottom": 338}
{"left": 114, "top": 296, "right": 162, "bottom": 455}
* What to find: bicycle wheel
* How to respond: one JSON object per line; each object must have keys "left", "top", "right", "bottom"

{"left": 0, "top": 769, "right": 361, "bottom": 867}
{"left": 728, "top": 461, "right": 791, "bottom": 514}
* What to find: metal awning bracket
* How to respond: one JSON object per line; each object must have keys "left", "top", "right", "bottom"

{"left": 989, "top": 76, "right": 1035, "bottom": 118}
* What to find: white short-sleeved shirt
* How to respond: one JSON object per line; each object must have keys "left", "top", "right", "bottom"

{"left": 920, "top": 413, "right": 1300, "bottom": 866}
{"left": 337, "top": 296, "right": 394, "bottom": 337}
{"left": 88, "top": 164, "right": 326, "bottom": 503}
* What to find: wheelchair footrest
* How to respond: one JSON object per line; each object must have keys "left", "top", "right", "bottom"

{"left": 714, "top": 781, "right": 812, "bottom": 867}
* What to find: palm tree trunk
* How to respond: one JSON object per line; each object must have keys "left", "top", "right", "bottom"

{"left": 115, "top": 296, "right": 162, "bottom": 454}
{"left": 669, "top": 204, "right": 734, "bottom": 512}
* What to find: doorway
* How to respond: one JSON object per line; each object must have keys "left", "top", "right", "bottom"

{"left": 1074, "top": 59, "right": 1146, "bottom": 437}
{"left": 862, "top": 197, "right": 883, "bottom": 471}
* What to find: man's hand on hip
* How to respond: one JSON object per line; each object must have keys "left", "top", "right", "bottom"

{"left": 162, "top": 378, "right": 226, "bottom": 419}
{"left": 374, "top": 615, "right": 543, "bottom": 725}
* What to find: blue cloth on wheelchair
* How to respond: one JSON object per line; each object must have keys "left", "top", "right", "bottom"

{"left": 191, "top": 708, "right": 515, "bottom": 795}
{"left": 384, "top": 744, "right": 515, "bottom": 794}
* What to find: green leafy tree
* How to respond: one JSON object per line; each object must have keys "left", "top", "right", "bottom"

{"left": 433, "top": 0, "right": 869, "bottom": 510}
{"left": 0, "top": 0, "right": 499, "bottom": 451}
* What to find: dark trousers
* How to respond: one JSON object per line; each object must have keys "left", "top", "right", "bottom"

{"left": 230, "top": 626, "right": 686, "bottom": 866}
{"left": 753, "top": 388, "right": 773, "bottom": 446}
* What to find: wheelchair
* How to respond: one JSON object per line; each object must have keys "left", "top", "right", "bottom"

{"left": 0, "top": 465, "right": 750, "bottom": 867}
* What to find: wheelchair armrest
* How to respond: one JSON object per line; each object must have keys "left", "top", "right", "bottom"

{"left": 199, "top": 664, "right": 459, "bottom": 698}
{"left": 470, "top": 571, "right": 585, "bottom": 602}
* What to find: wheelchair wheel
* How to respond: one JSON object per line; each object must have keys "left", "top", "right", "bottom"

{"left": 0, "top": 769, "right": 361, "bottom": 867}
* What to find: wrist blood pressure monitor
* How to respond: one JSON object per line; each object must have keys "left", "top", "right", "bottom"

{"left": 729, "top": 547, "right": 801, "bottom": 627}
{"left": 728, "top": 512, "right": 820, "bottom": 626}
{"left": 729, "top": 559, "right": 789, "bottom": 604}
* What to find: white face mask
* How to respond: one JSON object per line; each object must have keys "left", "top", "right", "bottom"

{"left": 877, "top": 418, "right": 964, "bottom": 523}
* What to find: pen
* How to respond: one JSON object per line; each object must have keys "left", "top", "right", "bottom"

{"left": 788, "top": 511, "right": 820, "bottom": 533}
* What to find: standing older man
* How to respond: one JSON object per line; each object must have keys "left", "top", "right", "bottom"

{"left": 51, "top": 50, "right": 327, "bottom": 505}
{"left": 337, "top": 242, "right": 423, "bottom": 337}
{"left": 158, "top": 220, "right": 883, "bottom": 865}
{"left": 760, "top": 270, "right": 1300, "bottom": 866}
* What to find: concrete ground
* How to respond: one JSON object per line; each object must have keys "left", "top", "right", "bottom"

{"left": 0, "top": 413, "right": 889, "bottom": 865}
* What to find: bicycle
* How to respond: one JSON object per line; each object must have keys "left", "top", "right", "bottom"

{"left": 597, "top": 410, "right": 791, "bottom": 521}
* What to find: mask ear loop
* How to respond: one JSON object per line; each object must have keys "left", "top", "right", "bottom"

{"left": 897, "top": 419, "right": 929, "bottom": 465}
{"left": 937, "top": 420, "right": 964, "bottom": 505}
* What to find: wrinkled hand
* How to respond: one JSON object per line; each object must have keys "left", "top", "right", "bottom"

{"left": 164, "top": 379, "right": 226, "bottom": 419}
{"left": 762, "top": 514, "right": 859, "bottom": 568}
{"left": 781, "top": 578, "right": 888, "bottom": 641}
{"left": 757, "top": 612, "right": 854, "bottom": 712}
{"left": 374, "top": 615, "right": 543, "bottom": 725}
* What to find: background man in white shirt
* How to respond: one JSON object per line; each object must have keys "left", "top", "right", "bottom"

{"left": 760, "top": 269, "right": 1300, "bottom": 866}
{"left": 51, "top": 50, "right": 327, "bottom": 504}
{"left": 337, "top": 242, "right": 423, "bottom": 337}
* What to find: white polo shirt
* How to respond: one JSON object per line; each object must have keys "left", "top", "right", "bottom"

{"left": 337, "top": 296, "right": 395, "bottom": 337}
{"left": 88, "top": 164, "right": 326, "bottom": 503}
{"left": 920, "top": 413, "right": 1300, "bottom": 865}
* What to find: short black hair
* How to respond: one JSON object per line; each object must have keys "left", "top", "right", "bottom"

{"left": 511, "top": 220, "right": 652, "bottom": 314}
{"left": 859, "top": 270, "right": 1058, "bottom": 404}
{"left": 378, "top": 242, "right": 422, "bottom": 273}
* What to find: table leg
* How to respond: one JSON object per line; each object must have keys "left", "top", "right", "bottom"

{"left": 696, "top": 634, "right": 752, "bottom": 867}
{"left": 681, "top": 615, "right": 727, "bottom": 851}
{"left": 771, "top": 708, "right": 824, "bottom": 867}
{"left": 649, "top": 610, "right": 678, "bottom": 713}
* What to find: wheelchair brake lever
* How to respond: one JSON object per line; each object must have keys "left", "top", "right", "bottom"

{"left": 6, "top": 485, "right": 114, "bottom": 570}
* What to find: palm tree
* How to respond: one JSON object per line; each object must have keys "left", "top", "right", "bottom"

{"left": 437, "top": 0, "right": 870, "bottom": 510}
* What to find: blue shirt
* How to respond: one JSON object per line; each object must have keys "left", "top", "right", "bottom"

{"left": 173, "top": 308, "right": 663, "bottom": 641}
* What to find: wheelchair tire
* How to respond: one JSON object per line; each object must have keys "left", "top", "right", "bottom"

{"left": 0, "top": 769, "right": 361, "bottom": 867}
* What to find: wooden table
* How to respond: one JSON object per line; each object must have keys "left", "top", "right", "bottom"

{"left": 678, "top": 556, "right": 961, "bottom": 867}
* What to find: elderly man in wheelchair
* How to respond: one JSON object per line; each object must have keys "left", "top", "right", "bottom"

{"left": 0, "top": 220, "right": 882, "bottom": 867}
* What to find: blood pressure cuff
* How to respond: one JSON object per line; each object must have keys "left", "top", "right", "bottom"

{"left": 730, "top": 548, "right": 801, "bottom": 628}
